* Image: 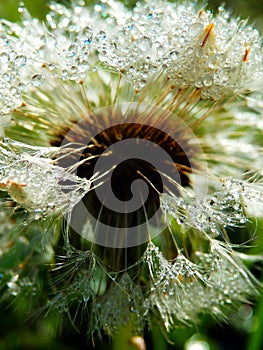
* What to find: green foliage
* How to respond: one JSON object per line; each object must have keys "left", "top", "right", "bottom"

{"left": 0, "top": 1, "right": 262, "bottom": 350}
{"left": 0, "top": 0, "right": 48, "bottom": 21}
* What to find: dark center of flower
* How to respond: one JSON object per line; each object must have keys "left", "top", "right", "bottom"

{"left": 76, "top": 123, "right": 190, "bottom": 224}
{"left": 51, "top": 110, "right": 193, "bottom": 269}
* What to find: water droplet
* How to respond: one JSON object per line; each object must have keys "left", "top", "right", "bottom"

{"left": 68, "top": 44, "right": 77, "bottom": 58}
{"left": 137, "top": 36, "right": 152, "bottom": 52}
{"left": 157, "top": 45, "right": 166, "bottom": 55}
{"left": 0, "top": 52, "right": 10, "bottom": 63}
{"left": 206, "top": 56, "right": 218, "bottom": 70}
{"left": 18, "top": 4, "right": 26, "bottom": 13}
{"left": 203, "top": 77, "right": 213, "bottom": 87}
{"left": 218, "top": 67, "right": 232, "bottom": 83}
{"left": 98, "top": 52, "right": 108, "bottom": 62}
{"left": 96, "top": 30, "right": 107, "bottom": 41}
{"left": 130, "top": 306, "right": 138, "bottom": 313}
{"left": 195, "top": 78, "right": 203, "bottom": 88}
{"left": 77, "top": 59, "right": 90, "bottom": 73}
{"left": 14, "top": 55, "right": 27, "bottom": 67}
{"left": 170, "top": 50, "right": 179, "bottom": 60}
{"left": 84, "top": 38, "right": 92, "bottom": 45}
{"left": 17, "top": 82, "right": 26, "bottom": 91}
{"left": 79, "top": 26, "right": 93, "bottom": 44}
{"left": 197, "top": 212, "right": 208, "bottom": 224}
{"left": 233, "top": 203, "right": 241, "bottom": 211}
{"left": 70, "top": 66, "right": 77, "bottom": 74}
{"left": 31, "top": 74, "right": 44, "bottom": 87}
{"left": 189, "top": 22, "right": 204, "bottom": 36}
{"left": 238, "top": 305, "right": 253, "bottom": 319}
{"left": 187, "top": 47, "right": 194, "bottom": 55}
{"left": 126, "top": 24, "right": 134, "bottom": 31}
{"left": 195, "top": 48, "right": 204, "bottom": 58}
{"left": 48, "top": 63, "right": 55, "bottom": 71}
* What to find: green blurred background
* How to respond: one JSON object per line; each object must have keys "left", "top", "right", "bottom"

{"left": 1, "top": 0, "right": 263, "bottom": 31}
{"left": 0, "top": 1, "right": 263, "bottom": 350}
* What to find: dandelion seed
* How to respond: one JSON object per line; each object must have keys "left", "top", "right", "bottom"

{"left": 0, "top": 0, "right": 263, "bottom": 345}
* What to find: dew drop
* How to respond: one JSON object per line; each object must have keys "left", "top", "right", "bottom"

{"left": 170, "top": 50, "right": 179, "bottom": 60}
{"left": 77, "top": 60, "right": 90, "bottom": 73}
{"left": 233, "top": 203, "right": 241, "bottom": 211}
{"left": 126, "top": 23, "right": 134, "bottom": 31}
{"left": 79, "top": 26, "right": 93, "bottom": 44}
{"left": 195, "top": 78, "right": 203, "bottom": 88}
{"left": 187, "top": 47, "right": 194, "bottom": 55}
{"left": 48, "top": 63, "right": 55, "bottom": 71}
{"left": 137, "top": 36, "right": 152, "bottom": 52}
{"left": 14, "top": 55, "right": 27, "bottom": 67}
{"left": 203, "top": 77, "right": 213, "bottom": 87}
{"left": 31, "top": 74, "right": 44, "bottom": 87}
{"left": 157, "top": 45, "right": 166, "bottom": 55}
{"left": 18, "top": 4, "right": 26, "bottom": 13}
{"left": 68, "top": 44, "right": 77, "bottom": 58}
{"left": 218, "top": 67, "right": 232, "bottom": 84}
{"left": 0, "top": 52, "right": 10, "bottom": 63}
{"left": 84, "top": 38, "right": 92, "bottom": 45}
{"left": 96, "top": 30, "right": 107, "bottom": 41}
{"left": 189, "top": 22, "right": 204, "bottom": 36}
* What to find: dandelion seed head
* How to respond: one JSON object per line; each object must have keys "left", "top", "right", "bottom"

{"left": 92, "top": 0, "right": 263, "bottom": 97}
{"left": 0, "top": 0, "right": 262, "bottom": 120}
{"left": 0, "top": 138, "right": 91, "bottom": 218}
{"left": 0, "top": 0, "right": 263, "bottom": 343}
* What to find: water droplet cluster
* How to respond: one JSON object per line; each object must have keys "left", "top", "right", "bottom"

{"left": 0, "top": 0, "right": 262, "bottom": 340}
{"left": 0, "top": 0, "right": 262, "bottom": 118}
{"left": 98, "top": 273, "right": 145, "bottom": 336}
{"left": 44, "top": 239, "right": 258, "bottom": 333}
{"left": 161, "top": 178, "right": 250, "bottom": 236}
{"left": 0, "top": 138, "right": 90, "bottom": 219}
{"left": 93, "top": 0, "right": 263, "bottom": 95}
{"left": 144, "top": 241, "right": 258, "bottom": 329}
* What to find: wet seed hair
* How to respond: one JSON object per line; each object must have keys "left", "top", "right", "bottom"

{"left": 0, "top": 0, "right": 263, "bottom": 343}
